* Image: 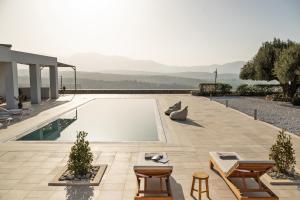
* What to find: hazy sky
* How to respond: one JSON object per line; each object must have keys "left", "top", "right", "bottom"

{"left": 0, "top": 0, "right": 299, "bottom": 66}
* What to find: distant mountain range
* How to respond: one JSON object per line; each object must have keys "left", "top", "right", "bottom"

{"left": 62, "top": 53, "right": 246, "bottom": 74}
{"left": 17, "top": 53, "right": 278, "bottom": 90}
{"left": 18, "top": 70, "right": 278, "bottom": 90}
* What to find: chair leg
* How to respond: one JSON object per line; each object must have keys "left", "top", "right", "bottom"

{"left": 190, "top": 177, "right": 195, "bottom": 196}
{"left": 205, "top": 178, "right": 210, "bottom": 199}
{"left": 166, "top": 177, "right": 171, "bottom": 196}
{"left": 160, "top": 177, "right": 163, "bottom": 192}
{"left": 256, "top": 172, "right": 263, "bottom": 190}
{"left": 199, "top": 179, "right": 202, "bottom": 200}
{"left": 144, "top": 177, "right": 147, "bottom": 192}
{"left": 242, "top": 175, "right": 247, "bottom": 191}
{"left": 136, "top": 177, "right": 141, "bottom": 196}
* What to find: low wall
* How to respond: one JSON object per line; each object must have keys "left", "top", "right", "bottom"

{"left": 19, "top": 87, "right": 50, "bottom": 99}
{"left": 59, "top": 89, "right": 192, "bottom": 94}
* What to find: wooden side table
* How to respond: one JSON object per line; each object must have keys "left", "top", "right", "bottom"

{"left": 190, "top": 172, "right": 209, "bottom": 200}
{"left": 134, "top": 152, "right": 173, "bottom": 199}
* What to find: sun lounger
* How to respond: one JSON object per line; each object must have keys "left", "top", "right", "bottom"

{"left": 0, "top": 107, "right": 25, "bottom": 120}
{"left": 0, "top": 115, "right": 13, "bottom": 126}
{"left": 209, "top": 152, "right": 278, "bottom": 200}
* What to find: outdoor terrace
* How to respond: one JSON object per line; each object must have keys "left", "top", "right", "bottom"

{"left": 0, "top": 94, "right": 299, "bottom": 200}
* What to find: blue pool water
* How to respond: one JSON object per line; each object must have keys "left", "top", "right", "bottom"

{"left": 18, "top": 98, "right": 163, "bottom": 142}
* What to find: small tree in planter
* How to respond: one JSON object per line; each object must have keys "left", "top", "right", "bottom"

{"left": 68, "top": 131, "right": 93, "bottom": 177}
{"left": 269, "top": 129, "right": 296, "bottom": 174}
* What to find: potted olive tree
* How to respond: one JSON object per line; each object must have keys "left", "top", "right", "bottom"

{"left": 49, "top": 131, "right": 107, "bottom": 186}
{"left": 68, "top": 131, "right": 94, "bottom": 179}
{"left": 268, "top": 129, "right": 299, "bottom": 182}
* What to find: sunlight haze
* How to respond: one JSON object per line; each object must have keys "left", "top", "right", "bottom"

{"left": 0, "top": 0, "right": 300, "bottom": 68}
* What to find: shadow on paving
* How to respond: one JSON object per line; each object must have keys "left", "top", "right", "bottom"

{"left": 0, "top": 99, "right": 70, "bottom": 129}
{"left": 175, "top": 118, "right": 204, "bottom": 128}
{"left": 65, "top": 186, "right": 94, "bottom": 200}
{"left": 170, "top": 176, "right": 186, "bottom": 199}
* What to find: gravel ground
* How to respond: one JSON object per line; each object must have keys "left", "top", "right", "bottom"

{"left": 213, "top": 96, "right": 300, "bottom": 136}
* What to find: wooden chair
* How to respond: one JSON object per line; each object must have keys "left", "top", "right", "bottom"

{"left": 134, "top": 166, "right": 173, "bottom": 200}
{"left": 209, "top": 152, "right": 278, "bottom": 200}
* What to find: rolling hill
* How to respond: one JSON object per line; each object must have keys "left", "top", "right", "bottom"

{"left": 62, "top": 53, "right": 246, "bottom": 74}
{"left": 16, "top": 54, "right": 277, "bottom": 90}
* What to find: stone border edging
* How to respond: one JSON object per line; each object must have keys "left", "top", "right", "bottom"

{"left": 59, "top": 89, "right": 193, "bottom": 94}
{"left": 48, "top": 164, "right": 107, "bottom": 186}
{"left": 262, "top": 174, "right": 300, "bottom": 185}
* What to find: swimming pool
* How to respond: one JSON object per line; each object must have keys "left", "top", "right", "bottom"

{"left": 17, "top": 98, "right": 165, "bottom": 142}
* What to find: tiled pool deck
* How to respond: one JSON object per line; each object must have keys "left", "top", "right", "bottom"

{"left": 0, "top": 94, "right": 299, "bottom": 200}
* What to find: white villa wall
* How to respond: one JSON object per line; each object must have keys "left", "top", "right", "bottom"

{"left": 0, "top": 46, "right": 11, "bottom": 62}
{"left": 0, "top": 44, "right": 60, "bottom": 108}
{"left": 0, "top": 62, "right": 19, "bottom": 108}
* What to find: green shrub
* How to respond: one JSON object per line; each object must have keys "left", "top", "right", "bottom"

{"left": 272, "top": 93, "right": 292, "bottom": 102}
{"left": 68, "top": 131, "right": 93, "bottom": 176}
{"left": 269, "top": 130, "right": 296, "bottom": 174}
{"left": 217, "top": 83, "right": 232, "bottom": 95}
{"left": 236, "top": 84, "right": 281, "bottom": 96}
{"left": 236, "top": 84, "right": 250, "bottom": 95}
{"left": 236, "top": 84, "right": 260, "bottom": 96}
{"left": 196, "top": 83, "right": 232, "bottom": 96}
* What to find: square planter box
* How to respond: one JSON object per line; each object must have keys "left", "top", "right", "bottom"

{"left": 49, "top": 164, "right": 107, "bottom": 186}
{"left": 262, "top": 174, "right": 300, "bottom": 185}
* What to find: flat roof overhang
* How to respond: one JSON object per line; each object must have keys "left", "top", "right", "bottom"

{"left": 0, "top": 45, "right": 57, "bottom": 66}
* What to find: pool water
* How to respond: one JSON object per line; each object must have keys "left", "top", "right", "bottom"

{"left": 18, "top": 98, "right": 164, "bottom": 142}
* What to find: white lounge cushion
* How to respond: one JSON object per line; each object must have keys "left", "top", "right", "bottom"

{"left": 165, "top": 101, "right": 181, "bottom": 115}
{"left": 170, "top": 106, "right": 188, "bottom": 120}
{"left": 210, "top": 152, "right": 275, "bottom": 174}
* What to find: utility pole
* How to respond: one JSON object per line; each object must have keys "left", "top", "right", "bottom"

{"left": 214, "top": 68, "right": 217, "bottom": 92}
{"left": 214, "top": 68, "right": 217, "bottom": 84}
{"left": 60, "top": 75, "right": 63, "bottom": 89}
{"left": 74, "top": 67, "right": 77, "bottom": 94}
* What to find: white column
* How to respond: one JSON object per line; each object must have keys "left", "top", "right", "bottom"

{"left": 1, "top": 62, "right": 19, "bottom": 109}
{"left": 0, "top": 64, "right": 6, "bottom": 97}
{"left": 29, "top": 64, "right": 41, "bottom": 104}
{"left": 49, "top": 64, "right": 58, "bottom": 99}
